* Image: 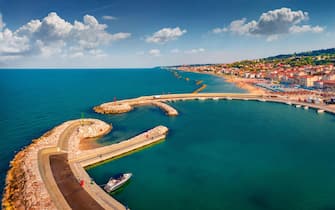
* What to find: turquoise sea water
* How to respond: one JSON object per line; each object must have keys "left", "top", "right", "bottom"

{"left": 0, "top": 68, "right": 241, "bottom": 200}
{"left": 1, "top": 68, "right": 335, "bottom": 210}
{"left": 87, "top": 101, "right": 335, "bottom": 210}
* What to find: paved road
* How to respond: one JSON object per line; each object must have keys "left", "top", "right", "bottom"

{"left": 38, "top": 121, "right": 124, "bottom": 210}
{"left": 50, "top": 153, "right": 104, "bottom": 210}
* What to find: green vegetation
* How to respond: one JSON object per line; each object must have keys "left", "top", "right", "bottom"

{"left": 263, "top": 48, "right": 335, "bottom": 67}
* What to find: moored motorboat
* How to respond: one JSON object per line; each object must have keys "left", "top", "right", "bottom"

{"left": 104, "top": 173, "right": 132, "bottom": 193}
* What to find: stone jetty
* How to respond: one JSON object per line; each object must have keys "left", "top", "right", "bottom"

{"left": 94, "top": 99, "right": 179, "bottom": 116}
{"left": 2, "top": 118, "right": 168, "bottom": 210}
{"left": 94, "top": 93, "right": 335, "bottom": 116}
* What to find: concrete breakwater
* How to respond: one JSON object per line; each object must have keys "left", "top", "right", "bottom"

{"left": 94, "top": 93, "right": 335, "bottom": 116}
{"left": 3, "top": 117, "right": 168, "bottom": 210}
{"left": 93, "top": 93, "right": 265, "bottom": 116}
{"left": 94, "top": 100, "right": 178, "bottom": 116}
{"left": 2, "top": 119, "right": 111, "bottom": 210}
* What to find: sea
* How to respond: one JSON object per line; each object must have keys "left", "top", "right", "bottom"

{"left": 1, "top": 68, "right": 335, "bottom": 210}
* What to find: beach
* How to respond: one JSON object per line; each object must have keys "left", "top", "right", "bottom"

{"left": 174, "top": 68, "right": 267, "bottom": 94}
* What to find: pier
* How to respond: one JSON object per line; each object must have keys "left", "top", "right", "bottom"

{"left": 94, "top": 98, "right": 179, "bottom": 116}
{"left": 94, "top": 93, "right": 335, "bottom": 116}
{"left": 3, "top": 119, "right": 168, "bottom": 210}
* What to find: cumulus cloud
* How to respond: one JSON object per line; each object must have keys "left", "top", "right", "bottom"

{"left": 148, "top": 49, "right": 161, "bottom": 56}
{"left": 0, "top": 28, "right": 30, "bottom": 55}
{"left": 146, "top": 27, "right": 186, "bottom": 44}
{"left": 289, "top": 25, "right": 324, "bottom": 33}
{"left": 184, "top": 48, "right": 205, "bottom": 54}
{"left": 0, "top": 12, "right": 130, "bottom": 59}
{"left": 102, "top": 15, "right": 117, "bottom": 20}
{"left": 214, "top": 8, "right": 324, "bottom": 40}
{"left": 212, "top": 27, "right": 227, "bottom": 34}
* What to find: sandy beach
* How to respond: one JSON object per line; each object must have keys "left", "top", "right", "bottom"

{"left": 221, "top": 74, "right": 267, "bottom": 94}
{"left": 174, "top": 68, "right": 267, "bottom": 94}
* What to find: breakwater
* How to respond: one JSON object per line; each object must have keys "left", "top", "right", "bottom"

{"left": 94, "top": 93, "right": 335, "bottom": 116}
{"left": 2, "top": 118, "right": 168, "bottom": 210}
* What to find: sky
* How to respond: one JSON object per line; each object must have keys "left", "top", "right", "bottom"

{"left": 0, "top": 0, "right": 334, "bottom": 68}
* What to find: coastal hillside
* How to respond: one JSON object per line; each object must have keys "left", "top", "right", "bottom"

{"left": 166, "top": 47, "right": 335, "bottom": 68}
{"left": 265, "top": 48, "right": 335, "bottom": 60}
{"left": 262, "top": 48, "right": 335, "bottom": 66}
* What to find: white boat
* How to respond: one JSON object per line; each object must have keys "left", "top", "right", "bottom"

{"left": 104, "top": 173, "right": 132, "bottom": 193}
{"left": 295, "top": 105, "right": 302, "bottom": 108}
{"left": 304, "top": 106, "right": 309, "bottom": 110}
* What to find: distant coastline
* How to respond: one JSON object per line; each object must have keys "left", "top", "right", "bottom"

{"left": 172, "top": 68, "right": 267, "bottom": 94}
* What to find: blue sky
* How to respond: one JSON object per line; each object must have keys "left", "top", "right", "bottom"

{"left": 0, "top": 0, "right": 334, "bottom": 67}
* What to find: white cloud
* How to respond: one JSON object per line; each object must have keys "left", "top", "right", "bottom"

{"left": 102, "top": 16, "right": 118, "bottom": 20}
{"left": 0, "top": 28, "right": 30, "bottom": 55}
{"left": 212, "top": 27, "right": 228, "bottom": 34}
{"left": 289, "top": 25, "right": 324, "bottom": 33}
{"left": 149, "top": 49, "right": 161, "bottom": 56}
{"left": 215, "top": 8, "right": 324, "bottom": 40}
{"left": 0, "top": 12, "right": 131, "bottom": 59}
{"left": 184, "top": 48, "right": 205, "bottom": 54}
{"left": 0, "top": 13, "right": 5, "bottom": 30}
{"left": 146, "top": 27, "right": 186, "bottom": 44}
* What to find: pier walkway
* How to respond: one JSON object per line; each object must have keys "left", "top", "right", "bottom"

{"left": 37, "top": 119, "right": 168, "bottom": 210}
{"left": 94, "top": 93, "right": 335, "bottom": 115}
{"left": 94, "top": 93, "right": 264, "bottom": 115}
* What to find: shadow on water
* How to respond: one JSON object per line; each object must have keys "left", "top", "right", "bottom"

{"left": 109, "top": 180, "right": 132, "bottom": 196}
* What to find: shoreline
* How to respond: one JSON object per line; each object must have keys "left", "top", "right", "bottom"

{"left": 173, "top": 68, "right": 267, "bottom": 94}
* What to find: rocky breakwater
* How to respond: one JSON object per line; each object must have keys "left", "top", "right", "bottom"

{"left": 94, "top": 99, "right": 179, "bottom": 116}
{"left": 67, "top": 120, "right": 112, "bottom": 159}
{"left": 2, "top": 119, "right": 111, "bottom": 210}
{"left": 94, "top": 102, "right": 133, "bottom": 114}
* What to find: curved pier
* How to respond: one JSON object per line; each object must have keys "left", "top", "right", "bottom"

{"left": 94, "top": 99, "right": 179, "bottom": 116}
{"left": 3, "top": 119, "right": 168, "bottom": 210}
{"left": 94, "top": 93, "right": 335, "bottom": 116}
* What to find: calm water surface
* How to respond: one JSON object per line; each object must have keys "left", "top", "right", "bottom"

{"left": 87, "top": 101, "right": 335, "bottom": 210}
{"left": 0, "top": 68, "right": 240, "bottom": 201}
{"left": 1, "top": 68, "right": 335, "bottom": 210}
